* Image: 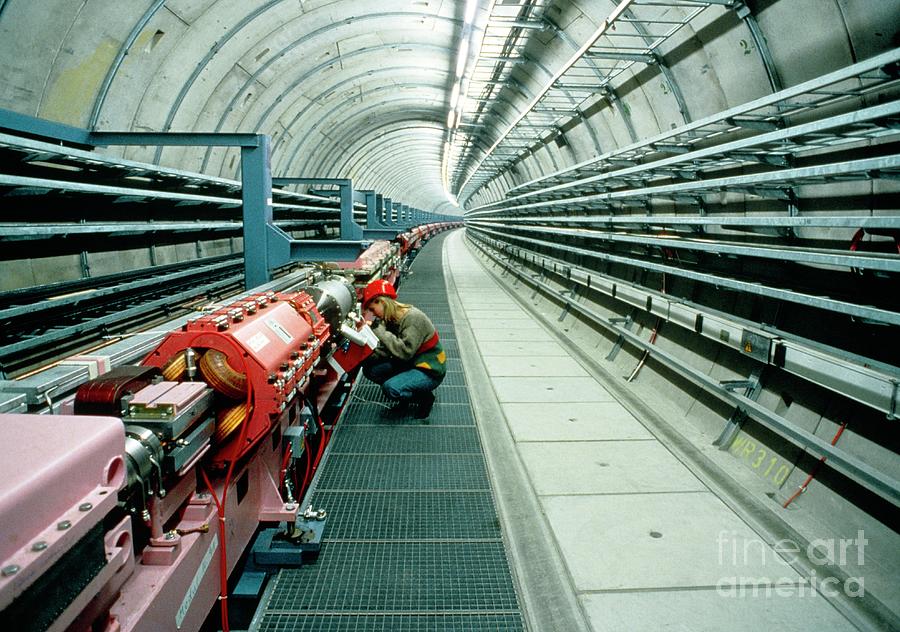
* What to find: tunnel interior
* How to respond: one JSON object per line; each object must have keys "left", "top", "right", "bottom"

{"left": 0, "top": 1, "right": 898, "bottom": 631}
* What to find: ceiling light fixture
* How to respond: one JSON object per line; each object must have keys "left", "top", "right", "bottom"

{"left": 441, "top": 0, "right": 483, "bottom": 207}
{"left": 455, "top": 0, "right": 636, "bottom": 200}
{"left": 450, "top": 83, "right": 461, "bottom": 108}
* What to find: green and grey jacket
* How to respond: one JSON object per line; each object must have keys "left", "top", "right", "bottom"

{"left": 371, "top": 306, "right": 447, "bottom": 379}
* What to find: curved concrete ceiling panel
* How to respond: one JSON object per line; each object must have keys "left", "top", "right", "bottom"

{"left": 274, "top": 78, "right": 450, "bottom": 175}
{"left": 0, "top": 0, "right": 897, "bottom": 212}
{"left": 320, "top": 121, "right": 445, "bottom": 177}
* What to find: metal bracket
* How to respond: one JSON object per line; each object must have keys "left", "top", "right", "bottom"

{"left": 248, "top": 522, "right": 325, "bottom": 569}
{"left": 383, "top": 197, "right": 396, "bottom": 227}
{"left": 273, "top": 177, "right": 364, "bottom": 240}
{"left": 361, "top": 190, "right": 401, "bottom": 239}
{"left": 720, "top": 380, "right": 757, "bottom": 392}
{"left": 714, "top": 368, "right": 764, "bottom": 449}
{"left": 269, "top": 177, "right": 373, "bottom": 267}
{"left": 605, "top": 313, "right": 635, "bottom": 361}
{"left": 782, "top": 189, "right": 800, "bottom": 239}
{"left": 266, "top": 224, "right": 365, "bottom": 266}
{"left": 731, "top": 1, "right": 783, "bottom": 91}
{"left": 530, "top": 271, "right": 546, "bottom": 299}
{"left": 558, "top": 284, "right": 580, "bottom": 322}
{"left": 889, "top": 380, "right": 898, "bottom": 421}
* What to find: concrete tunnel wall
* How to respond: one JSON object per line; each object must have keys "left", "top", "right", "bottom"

{"left": 0, "top": 0, "right": 898, "bottom": 624}
{"left": 3, "top": 1, "right": 894, "bottom": 211}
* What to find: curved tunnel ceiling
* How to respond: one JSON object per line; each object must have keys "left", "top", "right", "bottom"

{"left": 0, "top": 0, "right": 897, "bottom": 213}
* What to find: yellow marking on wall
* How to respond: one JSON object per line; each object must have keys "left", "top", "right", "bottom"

{"left": 40, "top": 36, "right": 120, "bottom": 125}
{"left": 728, "top": 432, "right": 794, "bottom": 487}
{"left": 741, "top": 440, "right": 756, "bottom": 458}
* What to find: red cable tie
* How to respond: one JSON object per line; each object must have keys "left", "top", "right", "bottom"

{"left": 782, "top": 422, "right": 847, "bottom": 509}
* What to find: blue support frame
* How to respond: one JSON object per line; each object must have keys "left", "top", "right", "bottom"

{"left": 1, "top": 108, "right": 459, "bottom": 288}
{"left": 270, "top": 177, "right": 367, "bottom": 264}
{"left": 375, "top": 194, "right": 386, "bottom": 225}
{"left": 383, "top": 198, "right": 395, "bottom": 227}
{"left": 241, "top": 137, "right": 275, "bottom": 288}
{"left": 362, "top": 190, "right": 399, "bottom": 240}
{"left": 272, "top": 177, "right": 364, "bottom": 240}
{"left": 0, "top": 109, "right": 93, "bottom": 147}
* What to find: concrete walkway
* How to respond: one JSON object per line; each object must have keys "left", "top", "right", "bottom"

{"left": 443, "top": 230, "right": 853, "bottom": 632}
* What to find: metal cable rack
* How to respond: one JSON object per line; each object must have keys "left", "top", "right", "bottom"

{"left": 472, "top": 100, "right": 900, "bottom": 210}
{"left": 453, "top": 0, "right": 734, "bottom": 202}
{"left": 0, "top": 256, "right": 246, "bottom": 377}
{"left": 0, "top": 132, "right": 335, "bottom": 207}
{"left": 0, "top": 130, "right": 347, "bottom": 377}
{"left": 449, "top": 0, "right": 548, "bottom": 185}
{"left": 468, "top": 222, "right": 900, "bottom": 326}
{"left": 460, "top": 50, "right": 900, "bottom": 378}
{"left": 506, "top": 49, "right": 900, "bottom": 194}
{"left": 466, "top": 231, "right": 900, "bottom": 510}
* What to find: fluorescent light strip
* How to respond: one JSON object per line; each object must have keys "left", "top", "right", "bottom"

{"left": 464, "top": 0, "right": 479, "bottom": 23}
{"left": 455, "top": 0, "right": 635, "bottom": 197}
{"left": 443, "top": 0, "right": 486, "bottom": 205}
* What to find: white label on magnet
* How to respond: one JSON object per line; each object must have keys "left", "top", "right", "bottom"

{"left": 246, "top": 331, "right": 270, "bottom": 353}
{"left": 266, "top": 318, "right": 293, "bottom": 344}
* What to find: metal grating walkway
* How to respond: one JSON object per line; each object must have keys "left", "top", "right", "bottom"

{"left": 252, "top": 232, "right": 526, "bottom": 632}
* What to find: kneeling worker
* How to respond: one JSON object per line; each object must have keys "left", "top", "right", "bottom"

{"left": 361, "top": 279, "right": 446, "bottom": 417}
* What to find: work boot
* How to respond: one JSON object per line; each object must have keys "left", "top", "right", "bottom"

{"left": 384, "top": 399, "right": 410, "bottom": 420}
{"left": 413, "top": 392, "right": 435, "bottom": 419}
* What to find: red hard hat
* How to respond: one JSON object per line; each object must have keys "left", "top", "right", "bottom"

{"left": 362, "top": 278, "right": 397, "bottom": 307}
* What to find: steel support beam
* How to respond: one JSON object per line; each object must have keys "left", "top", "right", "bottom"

{"left": 376, "top": 194, "right": 387, "bottom": 225}
{"left": 583, "top": 51, "right": 656, "bottom": 63}
{"left": 89, "top": 131, "right": 263, "bottom": 147}
{"left": 268, "top": 177, "right": 368, "bottom": 266}
{"left": 272, "top": 177, "right": 364, "bottom": 241}
{"left": 0, "top": 107, "right": 92, "bottom": 147}
{"left": 362, "top": 190, "right": 401, "bottom": 239}
{"left": 241, "top": 139, "right": 275, "bottom": 288}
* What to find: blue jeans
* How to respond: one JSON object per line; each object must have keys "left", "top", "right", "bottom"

{"left": 363, "top": 358, "right": 441, "bottom": 402}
